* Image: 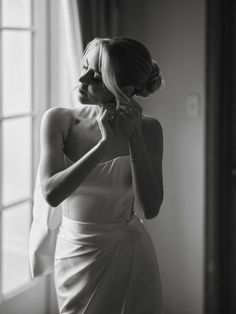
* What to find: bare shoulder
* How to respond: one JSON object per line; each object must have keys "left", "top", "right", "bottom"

{"left": 141, "top": 114, "right": 163, "bottom": 138}
{"left": 41, "top": 107, "right": 75, "bottom": 141}
{"left": 141, "top": 114, "right": 163, "bottom": 154}
{"left": 41, "top": 107, "right": 74, "bottom": 126}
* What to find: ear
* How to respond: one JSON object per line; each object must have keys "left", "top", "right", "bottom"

{"left": 121, "top": 85, "right": 135, "bottom": 97}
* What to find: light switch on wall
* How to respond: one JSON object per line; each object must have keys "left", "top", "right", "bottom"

{"left": 186, "top": 93, "right": 201, "bottom": 118}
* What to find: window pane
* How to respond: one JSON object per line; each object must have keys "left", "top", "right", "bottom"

{"left": 2, "top": 202, "right": 31, "bottom": 295}
{"left": 2, "top": 0, "right": 31, "bottom": 27}
{"left": 2, "top": 118, "right": 32, "bottom": 205}
{"left": 2, "top": 31, "right": 32, "bottom": 116}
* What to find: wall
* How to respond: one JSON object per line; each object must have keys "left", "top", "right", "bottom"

{"left": 121, "top": 1, "right": 206, "bottom": 313}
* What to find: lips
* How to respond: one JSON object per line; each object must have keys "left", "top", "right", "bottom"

{"left": 78, "top": 87, "right": 88, "bottom": 96}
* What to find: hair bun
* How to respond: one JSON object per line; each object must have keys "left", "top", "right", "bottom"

{"left": 136, "top": 60, "right": 163, "bottom": 97}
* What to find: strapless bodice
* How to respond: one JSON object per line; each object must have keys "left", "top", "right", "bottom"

{"left": 61, "top": 154, "right": 135, "bottom": 223}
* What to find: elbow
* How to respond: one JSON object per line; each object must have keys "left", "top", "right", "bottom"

{"left": 144, "top": 197, "right": 163, "bottom": 220}
{"left": 144, "top": 208, "right": 160, "bottom": 220}
{"left": 42, "top": 186, "right": 61, "bottom": 208}
{"left": 144, "top": 186, "right": 164, "bottom": 220}
{"left": 46, "top": 195, "right": 60, "bottom": 208}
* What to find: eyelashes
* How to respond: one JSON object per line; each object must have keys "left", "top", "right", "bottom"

{"left": 82, "top": 65, "right": 102, "bottom": 81}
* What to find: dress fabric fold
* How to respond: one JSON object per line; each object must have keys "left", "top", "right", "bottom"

{"left": 54, "top": 214, "right": 162, "bottom": 314}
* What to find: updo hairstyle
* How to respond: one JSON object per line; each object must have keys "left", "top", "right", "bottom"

{"left": 82, "top": 37, "right": 164, "bottom": 106}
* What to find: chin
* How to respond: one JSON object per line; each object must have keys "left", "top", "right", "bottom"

{"left": 78, "top": 92, "right": 113, "bottom": 106}
{"left": 77, "top": 93, "right": 90, "bottom": 104}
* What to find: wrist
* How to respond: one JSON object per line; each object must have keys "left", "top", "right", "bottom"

{"left": 128, "top": 130, "right": 143, "bottom": 145}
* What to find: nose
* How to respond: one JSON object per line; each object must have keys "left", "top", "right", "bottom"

{"left": 79, "top": 69, "right": 94, "bottom": 84}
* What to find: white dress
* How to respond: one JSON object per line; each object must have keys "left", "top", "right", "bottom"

{"left": 54, "top": 154, "right": 163, "bottom": 314}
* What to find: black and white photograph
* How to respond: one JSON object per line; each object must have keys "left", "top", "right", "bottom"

{"left": 0, "top": 0, "right": 235, "bottom": 313}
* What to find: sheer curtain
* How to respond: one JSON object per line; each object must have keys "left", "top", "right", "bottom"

{"left": 61, "top": 0, "right": 122, "bottom": 107}
{"left": 77, "top": 0, "right": 122, "bottom": 48}
{"left": 61, "top": 0, "right": 83, "bottom": 107}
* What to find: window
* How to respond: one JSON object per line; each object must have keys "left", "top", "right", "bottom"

{"left": 0, "top": 0, "right": 39, "bottom": 297}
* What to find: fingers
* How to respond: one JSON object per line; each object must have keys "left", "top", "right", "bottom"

{"left": 96, "top": 108, "right": 116, "bottom": 141}
{"left": 102, "top": 105, "right": 116, "bottom": 120}
{"left": 100, "top": 100, "right": 142, "bottom": 120}
{"left": 98, "top": 100, "right": 142, "bottom": 131}
{"left": 118, "top": 107, "right": 141, "bottom": 120}
{"left": 131, "top": 101, "right": 143, "bottom": 113}
{"left": 128, "top": 98, "right": 143, "bottom": 112}
{"left": 118, "top": 110, "right": 129, "bottom": 122}
{"left": 103, "top": 102, "right": 116, "bottom": 110}
{"left": 99, "top": 107, "right": 115, "bottom": 126}
{"left": 100, "top": 108, "right": 110, "bottom": 123}
{"left": 119, "top": 100, "right": 143, "bottom": 117}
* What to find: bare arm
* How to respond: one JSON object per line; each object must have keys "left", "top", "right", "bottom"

{"left": 129, "top": 118, "right": 164, "bottom": 219}
{"left": 40, "top": 107, "right": 113, "bottom": 207}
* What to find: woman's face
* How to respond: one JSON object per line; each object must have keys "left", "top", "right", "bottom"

{"left": 77, "top": 46, "right": 115, "bottom": 105}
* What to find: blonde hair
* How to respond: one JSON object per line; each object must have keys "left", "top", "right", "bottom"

{"left": 82, "top": 37, "right": 164, "bottom": 107}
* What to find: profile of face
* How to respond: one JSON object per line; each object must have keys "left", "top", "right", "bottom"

{"left": 76, "top": 37, "right": 163, "bottom": 108}
{"left": 77, "top": 46, "right": 115, "bottom": 105}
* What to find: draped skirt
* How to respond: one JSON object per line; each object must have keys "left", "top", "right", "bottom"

{"left": 54, "top": 214, "right": 162, "bottom": 314}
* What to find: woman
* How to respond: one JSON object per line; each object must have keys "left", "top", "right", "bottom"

{"left": 40, "top": 37, "right": 164, "bottom": 313}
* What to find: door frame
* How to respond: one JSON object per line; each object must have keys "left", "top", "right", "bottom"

{"left": 205, "top": 0, "right": 236, "bottom": 312}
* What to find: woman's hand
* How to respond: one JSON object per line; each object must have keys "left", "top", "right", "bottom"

{"left": 117, "top": 99, "right": 143, "bottom": 139}
{"left": 96, "top": 104, "right": 116, "bottom": 145}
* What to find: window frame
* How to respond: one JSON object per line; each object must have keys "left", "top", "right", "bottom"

{"left": 0, "top": 0, "right": 50, "bottom": 301}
